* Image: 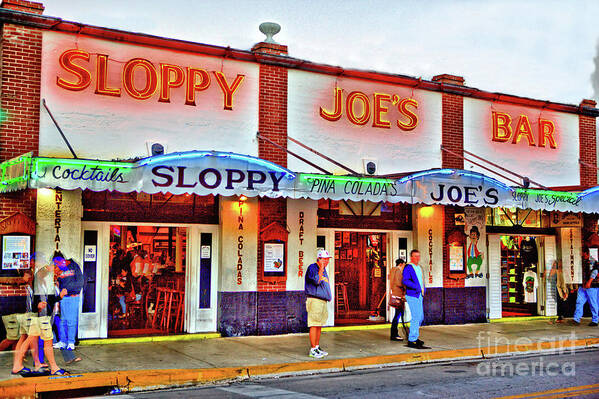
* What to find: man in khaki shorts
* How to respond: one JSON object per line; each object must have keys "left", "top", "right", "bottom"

{"left": 305, "top": 249, "right": 332, "bottom": 359}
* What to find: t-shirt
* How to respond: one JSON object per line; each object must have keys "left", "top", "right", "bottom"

{"left": 132, "top": 255, "right": 143, "bottom": 276}
{"left": 590, "top": 265, "right": 599, "bottom": 288}
{"left": 523, "top": 270, "right": 538, "bottom": 303}
{"left": 414, "top": 264, "right": 424, "bottom": 297}
{"left": 520, "top": 238, "right": 538, "bottom": 266}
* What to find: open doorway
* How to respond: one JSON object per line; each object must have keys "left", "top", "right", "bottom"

{"left": 108, "top": 225, "right": 187, "bottom": 337}
{"left": 334, "top": 231, "right": 387, "bottom": 325}
{"left": 500, "top": 235, "right": 542, "bottom": 317}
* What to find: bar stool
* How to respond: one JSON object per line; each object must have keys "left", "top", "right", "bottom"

{"left": 174, "top": 290, "right": 185, "bottom": 332}
{"left": 153, "top": 287, "right": 168, "bottom": 329}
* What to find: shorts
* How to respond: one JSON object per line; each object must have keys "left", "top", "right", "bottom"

{"left": 17, "top": 313, "right": 36, "bottom": 336}
{"left": 28, "top": 316, "right": 54, "bottom": 341}
{"left": 306, "top": 297, "right": 328, "bottom": 327}
{"left": 2, "top": 314, "right": 21, "bottom": 340}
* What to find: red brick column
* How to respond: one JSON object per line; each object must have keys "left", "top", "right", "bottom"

{"left": 0, "top": 0, "right": 44, "bottom": 306}
{"left": 579, "top": 99, "right": 597, "bottom": 188}
{"left": 253, "top": 42, "right": 288, "bottom": 292}
{"left": 434, "top": 74, "right": 466, "bottom": 288}
{"left": 0, "top": 0, "right": 44, "bottom": 220}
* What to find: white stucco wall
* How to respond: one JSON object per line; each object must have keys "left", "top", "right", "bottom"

{"left": 559, "top": 227, "right": 582, "bottom": 284}
{"left": 288, "top": 70, "right": 442, "bottom": 175}
{"left": 464, "top": 98, "right": 580, "bottom": 187}
{"left": 412, "top": 205, "right": 444, "bottom": 288}
{"left": 35, "top": 188, "right": 83, "bottom": 294}
{"left": 286, "top": 199, "right": 318, "bottom": 291}
{"left": 40, "top": 31, "right": 259, "bottom": 160}
{"left": 219, "top": 197, "right": 257, "bottom": 292}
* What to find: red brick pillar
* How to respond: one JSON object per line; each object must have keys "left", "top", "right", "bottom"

{"left": 579, "top": 99, "right": 598, "bottom": 258}
{"left": 0, "top": 0, "right": 44, "bottom": 308}
{"left": 253, "top": 41, "right": 288, "bottom": 292}
{"left": 579, "top": 99, "right": 597, "bottom": 189}
{"left": 0, "top": 0, "right": 44, "bottom": 220}
{"left": 433, "top": 74, "right": 466, "bottom": 288}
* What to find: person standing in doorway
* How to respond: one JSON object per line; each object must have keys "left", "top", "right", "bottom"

{"left": 305, "top": 249, "right": 332, "bottom": 359}
{"left": 389, "top": 258, "right": 406, "bottom": 341}
{"left": 53, "top": 251, "right": 84, "bottom": 350}
{"left": 402, "top": 250, "right": 430, "bottom": 349}
{"left": 548, "top": 260, "right": 568, "bottom": 323}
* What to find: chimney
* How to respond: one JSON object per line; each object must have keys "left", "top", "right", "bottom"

{"left": 0, "top": 0, "right": 44, "bottom": 14}
{"left": 252, "top": 22, "right": 287, "bottom": 55}
{"left": 432, "top": 74, "right": 465, "bottom": 86}
{"left": 580, "top": 98, "right": 597, "bottom": 108}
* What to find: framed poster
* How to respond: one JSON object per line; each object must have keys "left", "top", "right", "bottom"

{"left": 2, "top": 235, "right": 31, "bottom": 270}
{"left": 263, "top": 242, "right": 285, "bottom": 275}
{"left": 342, "top": 232, "right": 350, "bottom": 246}
{"left": 449, "top": 244, "right": 464, "bottom": 272}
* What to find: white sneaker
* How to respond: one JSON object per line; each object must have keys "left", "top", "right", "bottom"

{"left": 53, "top": 342, "right": 66, "bottom": 349}
{"left": 309, "top": 347, "right": 325, "bottom": 359}
{"left": 66, "top": 343, "right": 75, "bottom": 350}
{"left": 316, "top": 346, "right": 328, "bottom": 356}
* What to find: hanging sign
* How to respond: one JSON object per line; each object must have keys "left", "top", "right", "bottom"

{"left": 30, "top": 151, "right": 296, "bottom": 198}
{"left": 550, "top": 212, "right": 582, "bottom": 227}
{"left": 0, "top": 152, "right": 32, "bottom": 193}
{"left": 22, "top": 151, "right": 599, "bottom": 215}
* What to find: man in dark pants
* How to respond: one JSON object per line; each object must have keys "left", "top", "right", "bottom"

{"left": 389, "top": 258, "right": 406, "bottom": 341}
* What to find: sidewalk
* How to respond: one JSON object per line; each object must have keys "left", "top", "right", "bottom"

{"left": 1, "top": 319, "right": 598, "bottom": 398}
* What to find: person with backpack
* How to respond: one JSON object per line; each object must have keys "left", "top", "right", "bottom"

{"left": 53, "top": 251, "right": 84, "bottom": 350}
{"left": 402, "top": 249, "right": 430, "bottom": 349}
{"left": 389, "top": 258, "right": 406, "bottom": 341}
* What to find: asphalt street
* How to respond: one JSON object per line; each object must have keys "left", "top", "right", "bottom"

{"left": 109, "top": 348, "right": 599, "bottom": 399}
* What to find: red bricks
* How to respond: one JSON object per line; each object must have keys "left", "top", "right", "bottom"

{"left": 442, "top": 206, "right": 465, "bottom": 288}
{"left": 0, "top": 20, "right": 41, "bottom": 223}
{"left": 436, "top": 75, "right": 466, "bottom": 285}
{"left": 0, "top": 0, "right": 44, "bottom": 14}
{"left": 579, "top": 99, "right": 597, "bottom": 188}
{"left": 254, "top": 42, "right": 289, "bottom": 292}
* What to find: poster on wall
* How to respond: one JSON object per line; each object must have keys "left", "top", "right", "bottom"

{"left": 449, "top": 245, "right": 464, "bottom": 272}
{"left": 464, "top": 208, "right": 485, "bottom": 279}
{"left": 264, "top": 242, "right": 285, "bottom": 274}
{"left": 2, "top": 236, "right": 31, "bottom": 269}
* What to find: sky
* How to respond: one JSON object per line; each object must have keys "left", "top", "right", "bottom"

{"left": 42, "top": 0, "right": 599, "bottom": 106}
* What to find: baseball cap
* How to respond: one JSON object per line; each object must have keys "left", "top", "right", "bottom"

{"left": 317, "top": 249, "right": 332, "bottom": 259}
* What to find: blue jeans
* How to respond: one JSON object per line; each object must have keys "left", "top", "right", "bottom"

{"left": 405, "top": 295, "right": 424, "bottom": 342}
{"left": 574, "top": 287, "right": 598, "bottom": 323}
{"left": 118, "top": 295, "right": 127, "bottom": 314}
{"left": 59, "top": 296, "right": 80, "bottom": 345}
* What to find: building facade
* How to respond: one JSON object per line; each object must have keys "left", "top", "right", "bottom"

{"left": 0, "top": 0, "right": 598, "bottom": 340}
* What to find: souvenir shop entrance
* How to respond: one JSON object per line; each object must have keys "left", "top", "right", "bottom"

{"left": 488, "top": 233, "right": 556, "bottom": 319}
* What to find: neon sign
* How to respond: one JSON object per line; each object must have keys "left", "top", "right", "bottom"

{"left": 319, "top": 87, "right": 419, "bottom": 130}
{"left": 492, "top": 111, "right": 558, "bottom": 149}
{"left": 56, "top": 49, "right": 245, "bottom": 110}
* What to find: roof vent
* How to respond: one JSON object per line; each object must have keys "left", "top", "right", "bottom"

{"left": 259, "top": 22, "right": 281, "bottom": 44}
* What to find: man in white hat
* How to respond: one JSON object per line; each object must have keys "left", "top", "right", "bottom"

{"left": 304, "top": 249, "right": 332, "bottom": 359}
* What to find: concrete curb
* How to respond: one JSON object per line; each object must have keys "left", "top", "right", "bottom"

{"left": 2, "top": 337, "right": 598, "bottom": 398}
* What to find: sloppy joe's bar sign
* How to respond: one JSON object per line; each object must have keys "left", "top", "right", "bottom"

{"left": 56, "top": 49, "right": 244, "bottom": 110}
{"left": 15, "top": 149, "right": 599, "bottom": 213}
{"left": 29, "top": 151, "right": 296, "bottom": 198}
